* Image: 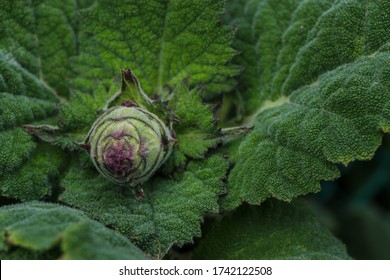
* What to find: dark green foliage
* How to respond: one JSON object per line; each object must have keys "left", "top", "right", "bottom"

{"left": 0, "top": 52, "right": 57, "bottom": 101}
{"left": 164, "top": 84, "right": 220, "bottom": 169}
{"left": 73, "top": 0, "right": 238, "bottom": 97}
{"left": 0, "top": 0, "right": 94, "bottom": 96}
{"left": 227, "top": 0, "right": 390, "bottom": 114}
{"left": 0, "top": 129, "right": 36, "bottom": 177}
{"left": 0, "top": 143, "right": 64, "bottom": 201}
{"left": 59, "top": 87, "right": 112, "bottom": 132}
{"left": 0, "top": 53, "right": 63, "bottom": 202}
{"left": 193, "top": 200, "right": 350, "bottom": 259}
{"left": 0, "top": 202, "right": 147, "bottom": 259}
{"left": 2, "top": 0, "right": 388, "bottom": 260}
{"left": 60, "top": 156, "right": 228, "bottom": 258}
{"left": 222, "top": 0, "right": 390, "bottom": 210}
{"left": 0, "top": 93, "right": 57, "bottom": 132}
{"left": 282, "top": 0, "right": 390, "bottom": 95}
{"left": 226, "top": 0, "right": 302, "bottom": 115}
{"left": 0, "top": 1, "right": 235, "bottom": 237}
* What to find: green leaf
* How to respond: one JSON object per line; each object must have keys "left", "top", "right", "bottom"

{"left": 73, "top": 0, "right": 238, "bottom": 98}
{"left": 193, "top": 200, "right": 350, "bottom": 260}
{"left": 59, "top": 77, "right": 222, "bottom": 171}
{"left": 0, "top": 1, "right": 70, "bottom": 201}
{"left": 103, "top": 68, "right": 156, "bottom": 112}
{"left": 281, "top": 0, "right": 390, "bottom": 95}
{"left": 0, "top": 53, "right": 64, "bottom": 202}
{"left": 60, "top": 155, "right": 228, "bottom": 258}
{"left": 0, "top": 202, "right": 147, "bottom": 260}
{"left": 59, "top": 86, "right": 113, "bottom": 132}
{"left": 226, "top": 0, "right": 303, "bottom": 115}
{"left": 164, "top": 84, "right": 220, "bottom": 169}
{"left": 0, "top": 143, "right": 64, "bottom": 201}
{"left": 222, "top": 0, "right": 390, "bottom": 210}
{"left": 0, "top": 0, "right": 99, "bottom": 202}
{"left": 0, "top": 129, "right": 36, "bottom": 177}
{"left": 0, "top": 93, "right": 57, "bottom": 131}
{"left": 0, "top": 13, "right": 62, "bottom": 200}
{"left": 0, "top": 0, "right": 94, "bottom": 96}
{"left": 0, "top": 52, "right": 57, "bottom": 101}
{"left": 0, "top": 248, "right": 61, "bottom": 260}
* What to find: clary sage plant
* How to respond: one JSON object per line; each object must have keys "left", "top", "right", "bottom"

{"left": 1, "top": 0, "right": 388, "bottom": 260}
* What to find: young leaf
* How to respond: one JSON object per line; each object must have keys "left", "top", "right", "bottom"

{"left": 59, "top": 85, "right": 113, "bottom": 133}
{"left": 222, "top": 0, "right": 390, "bottom": 210}
{"left": 73, "top": 0, "right": 238, "bottom": 97}
{"left": 60, "top": 156, "right": 228, "bottom": 258}
{"left": 0, "top": 202, "right": 147, "bottom": 260}
{"left": 193, "top": 200, "right": 350, "bottom": 260}
{"left": 59, "top": 76, "right": 222, "bottom": 171}
{"left": 103, "top": 68, "right": 155, "bottom": 112}
{"left": 164, "top": 83, "right": 220, "bottom": 169}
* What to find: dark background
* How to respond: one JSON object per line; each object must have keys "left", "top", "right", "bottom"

{"left": 310, "top": 134, "right": 390, "bottom": 259}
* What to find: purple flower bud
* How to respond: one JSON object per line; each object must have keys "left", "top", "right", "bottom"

{"left": 85, "top": 105, "right": 175, "bottom": 186}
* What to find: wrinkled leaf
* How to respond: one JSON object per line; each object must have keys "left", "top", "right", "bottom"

{"left": 0, "top": 202, "right": 147, "bottom": 260}
{"left": 0, "top": 0, "right": 93, "bottom": 96}
{"left": 193, "top": 200, "right": 350, "bottom": 259}
{"left": 0, "top": 52, "right": 63, "bottom": 201}
{"left": 222, "top": 0, "right": 390, "bottom": 210}
{"left": 164, "top": 83, "right": 220, "bottom": 170}
{"left": 73, "top": 0, "right": 238, "bottom": 97}
{"left": 60, "top": 156, "right": 228, "bottom": 258}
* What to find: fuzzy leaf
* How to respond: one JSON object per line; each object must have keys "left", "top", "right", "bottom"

{"left": 0, "top": 202, "right": 147, "bottom": 260}
{"left": 0, "top": 52, "right": 57, "bottom": 101}
{"left": 73, "top": 0, "right": 238, "bottom": 97}
{"left": 0, "top": 1, "right": 74, "bottom": 202}
{"left": 164, "top": 84, "right": 220, "bottom": 169}
{"left": 0, "top": 129, "right": 35, "bottom": 177}
{"left": 103, "top": 68, "right": 155, "bottom": 112}
{"left": 0, "top": 53, "right": 63, "bottom": 202}
{"left": 193, "top": 200, "right": 350, "bottom": 260}
{"left": 41, "top": 83, "right": 115, "bottom": 152}
{"left": 0, "top": 0, "right": 94, "bottom": 96}
{"left": 222, "top": 0, "right": 390, "bottom": 210}
{"left": 59, "top": 86, "right": 113, "bottom": 133}
{"left": 226, "top": 0, "right": 303, "bottom": 115}
{"left": 59, "top": 78, "right": 221, "bottom": 170}
{"left": 0, "top": 143, "right": 64, "bottom": 201}
{"left": 60, "top": 156, "right": 228, "bottom": 258}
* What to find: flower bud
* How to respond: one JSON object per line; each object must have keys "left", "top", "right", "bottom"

{"left": 85, "top": 104, "right": 175, "bottom": 186}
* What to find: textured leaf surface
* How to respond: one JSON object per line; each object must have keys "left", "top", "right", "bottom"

{"left": 59, "top": 77, "right": 221, "bottom": 171}
{"left": 60, "top": 156, "right": 228, "bottom": 258}
{"left": 0, "top": 52, "right": 63, "bottom": 201}
{"left": 226, "top": 0, "right": 302, "bottom": 115}
{"left": 0, "top": 1, "right": 95, "bottom": 197}
{"left": 56, "top": 84, "right": 113, "bottom": 149}
{"left": 193, "top": 200, "right": 350, "bottom": 259}
{"left": 0, "top": 202, "right": 146, "bottom": 259}
{"left": 0, "top": 0, "right": 93, "bottom": 95}
{"left": 73, "top": 0, "right": 238, "bottom": 97}
{"left": 222, "top": 0, "right": 390, "bottom": 210}
{"left": 0, "top": 143, "right": 64, "bottom": 201}
{"left": 164, "top": 84, "right": 220, "bottom": 170}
